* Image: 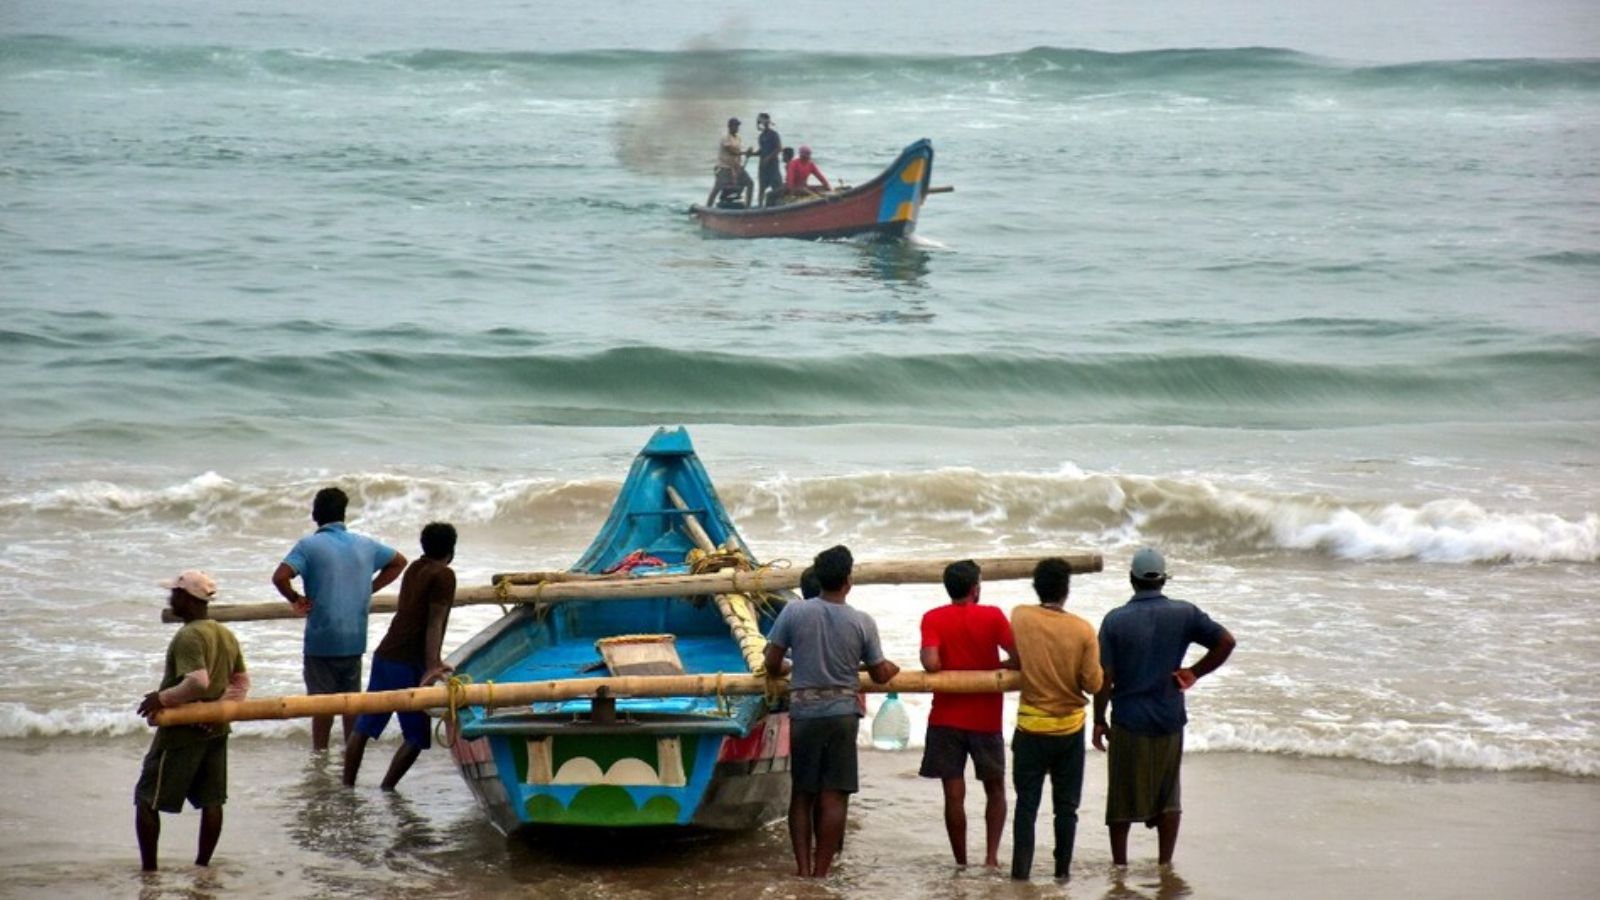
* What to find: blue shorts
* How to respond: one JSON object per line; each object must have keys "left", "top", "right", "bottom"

{"left": 354, "top": 657, "right": 431, "bottom": 750}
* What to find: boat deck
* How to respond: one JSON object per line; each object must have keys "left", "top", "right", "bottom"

{"left": 489, "top": 633, "right": 754, "bottom": 719}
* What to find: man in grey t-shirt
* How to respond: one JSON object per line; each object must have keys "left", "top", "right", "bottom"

{"left": 765, "top": 545, "right": 900, "bottom": 878}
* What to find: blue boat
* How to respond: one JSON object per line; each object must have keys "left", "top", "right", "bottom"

{"left": 445, "top": 427, "right": 794, "bottom": 834}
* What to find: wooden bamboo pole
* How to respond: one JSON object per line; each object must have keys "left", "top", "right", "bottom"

{"left": 166, "top": 552, "right": 1103, "bottom": 623}
{"left": 488, "top": 571, "right": 618, "bottom": 586}
{"left": 151, "top": 669, "right": 1021, "bottom": 727}
{"left": 662, "top": 485, "right": 766, "bottom": 675}
{"left": 664, "top": 485, "right": 716, "bottom": 554}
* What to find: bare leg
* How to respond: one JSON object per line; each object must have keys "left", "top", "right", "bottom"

{"left": 982, "top": 777, "right": 1007, "bottom": 868}
{"left": 787, "top": 789, "right": 815, "bottom": 876}
{"left": 837, "top": 795, "right": 848, "bottom": 856}
{"left": 311, "top": 714, "right": 334, "bottom": 752}
{"left": 195, "top": 805, "right": 223, "bottom": 866}
{"left": 1156, "top": 810, "right": 1181, "bottom": 865}
{"left": 812, "top": 790, "right": 847, "bottom": 877}
{"left": 816, "top": 793, "right": 849, "bottom": 856}
{"left": 707, "top": 183, "right": 719, "bottom": 206}
{"left": 135, "top": 804, "right": 160, "bottom": 871}
{"left": 940, "top": 777, "right": 968, "bottom": 866}
{"left": 1110, "top": 822, "right": 1131, "bottom": 866}
{"left": 380, "top": 742, "right": 423, "bottom": 791}
{"left": 340, "top": 714, "right": 355, "bottom": 744}
{"left": 343, "top": 732, "right": 369, "bottom": 786}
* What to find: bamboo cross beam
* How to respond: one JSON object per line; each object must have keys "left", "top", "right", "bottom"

{"left": 151, "top": 669, "right": 1022, "bottom": 727}
{"left": 165, "top": 552, "right": 1103, "bottom": 623}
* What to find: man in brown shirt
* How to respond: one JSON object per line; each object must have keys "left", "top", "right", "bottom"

{"left": 1008, "top": 557, "right": 1103, "bottom": 882}
{"left": 343, "top": 522, "right": 457, "bottom": 790}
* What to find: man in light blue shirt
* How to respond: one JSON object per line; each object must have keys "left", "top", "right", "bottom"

{"left": 272, "top": 487, "right": 405, "bottom": 751}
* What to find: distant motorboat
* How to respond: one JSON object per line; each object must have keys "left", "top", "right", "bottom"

{"left": 691, "top": 139, "right": 937, "bottom": 240}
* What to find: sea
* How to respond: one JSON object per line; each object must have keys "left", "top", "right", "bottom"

{"left": 2, "top": 1, "right": 1598, "bottom": 897}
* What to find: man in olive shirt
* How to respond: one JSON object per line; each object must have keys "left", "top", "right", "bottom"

{"left": 344, "top": 522, "right": 458, "bottom": 790}
{"left": 135, "top": 570, "right": 250, "bottom": 871}
{"left": 1009, "top": 557, "right": 1103, "bottom": 881}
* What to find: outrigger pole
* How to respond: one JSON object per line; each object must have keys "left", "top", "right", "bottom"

{"left": 151, "top": 669, "right": 1021, "bottom": 728}
{"left": 163, "top": 552, "right": 1103, "bottom": 623}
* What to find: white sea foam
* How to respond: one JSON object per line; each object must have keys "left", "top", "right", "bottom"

{"left": 7, "top": 468, "right": 1597, "bottom": 564}
{"left": 1187, "top": 720, "right": 1599, "bottom": 777}
{"left": 0, "top": 702, "right": 305, "bottom": 740}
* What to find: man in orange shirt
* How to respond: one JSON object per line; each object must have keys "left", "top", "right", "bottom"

{"left": 919, "top": 559, "right": 1017, "bottom": 868}
{"left": 1009, "top": 557, "right": 1103, "bottom": 882}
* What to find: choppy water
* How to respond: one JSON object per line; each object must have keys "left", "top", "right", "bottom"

{"left": 2, "top": 0, "right": 1598, "bottom": 864}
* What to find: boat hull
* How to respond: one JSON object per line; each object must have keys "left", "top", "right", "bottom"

{"left": 447, "top": 708, "right": 790, "bottom": 834}
{"left": 691, "top": 139, "right": 933, "bottom": 240}
{"left": 445, "top": 428, "right": 794, "bottom": 834}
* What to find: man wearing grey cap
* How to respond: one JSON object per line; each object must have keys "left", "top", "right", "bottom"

{"left": 1092, "top": 547, "right": 1235, "bottom": 868}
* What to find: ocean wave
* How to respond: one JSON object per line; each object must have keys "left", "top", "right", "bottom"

{"left": 21, "top": 342, "right": 1600, "bottom": 430}
{"left": 1188, "top": 720, "right": 1598, "bottom": 778}
{"left": 6, "top": 36, "right": 1596, "bottom": 99}
{"left": 6, "top": 468, "right": 1596, "bottom": 564}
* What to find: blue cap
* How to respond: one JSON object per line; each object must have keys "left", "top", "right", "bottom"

{"left": 1130, "top": 547, "right": 1167, "bottom": 579}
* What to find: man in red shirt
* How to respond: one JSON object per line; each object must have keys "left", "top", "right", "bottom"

{"left": 785, "top": 145, "right": 832, "bottom": 197}
{"left": 919, "top": 559, "right": 1018, "bottom": 868}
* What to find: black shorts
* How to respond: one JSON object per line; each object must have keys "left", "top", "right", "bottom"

{"left": 134, "top": 737, "right": 228, "bottom": 813}
{"left": 919, "top": 725, "right": 1006, "bottom": 782}
{"left": 791, "top": 714, "right": 860, "bottom": 794}
{"left": 304, "top": 654, "right": 362, "bottom": 695}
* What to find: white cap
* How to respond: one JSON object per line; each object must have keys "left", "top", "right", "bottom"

{"left": 160, "top": 570, "right": 217, "bottom": 601}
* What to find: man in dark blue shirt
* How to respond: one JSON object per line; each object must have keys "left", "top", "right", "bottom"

{"left": 1092, "top": 547, "right": 1235, "bottom": 868}
{"left": 755, "top": 112, "right": 783, "bottom": 207}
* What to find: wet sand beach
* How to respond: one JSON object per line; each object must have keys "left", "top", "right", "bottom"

{"left": 4, "top": 735, "right": 1595, "bottom": 899}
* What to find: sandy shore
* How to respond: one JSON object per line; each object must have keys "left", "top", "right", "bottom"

{"left": 1, "top": 735, "right": 1595, "bottom": 899}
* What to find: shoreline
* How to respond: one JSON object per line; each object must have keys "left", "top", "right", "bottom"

{"left": 3, "top": 735, "right": 1596, "bottom": 899}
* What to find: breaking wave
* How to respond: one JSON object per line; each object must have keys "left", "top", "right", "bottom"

{"left": 5, "top": 467, "right": 1595, "bottom": 564}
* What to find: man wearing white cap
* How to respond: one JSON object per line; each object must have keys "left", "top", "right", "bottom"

{"left": 1092, "top": 547, "right": 1234, "bottom": 868}
{"left": 134, "top": 570, "right": 250, "bottom": 871}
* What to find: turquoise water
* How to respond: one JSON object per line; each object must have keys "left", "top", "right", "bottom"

{"left": 3, "top": 0, "right": 1598, "bottom": 801}
{"left": 6, "top": 28, "right": 1599, "bottom": 463}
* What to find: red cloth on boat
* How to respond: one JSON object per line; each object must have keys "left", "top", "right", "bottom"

{"left": 603, "top": 549, "right": 667, "bottom": 574}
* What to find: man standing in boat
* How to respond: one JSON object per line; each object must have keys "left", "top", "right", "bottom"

{"left": 343, "top": 521, "right": 457, "bottom": 790}
{"left": 918, "top": 560, "right": 1017, "bottom": 870}
{"left": 1093, "top": 548, "right": 1235, "bottom": 868}
{"left": 754, "top": 112, "right": 782, "bottom": 207}
{"left": 272, "top": 487, "right": 406, "bottom": 752}
{"left": 707, "top": 116, "right": 754, "bottom": 208}
{"left": 764, "top": 545, "right": 900, "bottom": 878}
{"left": 135, "top": 571, "right": 249, "bottom": 871}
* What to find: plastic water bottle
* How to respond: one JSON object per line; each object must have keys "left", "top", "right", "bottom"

{"left": 871, "top": 692, "right": 910, "bottom": 750}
